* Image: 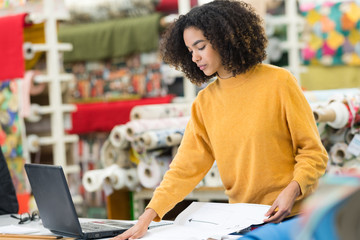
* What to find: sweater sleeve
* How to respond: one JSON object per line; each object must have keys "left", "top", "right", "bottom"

{"left": 146, "top": 98, "right": 215, "bottom": 221}
{"left": 281, "top": 72, "right": 328, "bottom": 197}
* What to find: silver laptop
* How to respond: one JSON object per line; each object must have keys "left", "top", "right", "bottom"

{"left": 25, "top": 163, "right": 133, "bottom": 239}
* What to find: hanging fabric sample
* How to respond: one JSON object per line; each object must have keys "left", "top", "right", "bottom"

{"left": 0, "top": 13, "right": 28, "bottom": 80}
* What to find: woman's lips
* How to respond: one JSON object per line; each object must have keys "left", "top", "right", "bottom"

{"left": 198, "top": 64, "right": 206, "bottom": 70}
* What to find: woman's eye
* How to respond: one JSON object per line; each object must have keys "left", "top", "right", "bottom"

{"left": 199, "top": 46, "right": 205, "bottom": 50}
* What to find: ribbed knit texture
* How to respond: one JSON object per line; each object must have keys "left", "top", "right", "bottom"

{"left": 147, "top": 64, "right": 328, "bottom": 221}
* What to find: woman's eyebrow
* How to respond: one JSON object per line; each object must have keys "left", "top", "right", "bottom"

{"left": 192, "top": 39, "right": 205, "bottom": 47}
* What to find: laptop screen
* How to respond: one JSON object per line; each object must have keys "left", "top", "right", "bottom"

{"left": 25, "top": 163, "right": 83, "bottom": 237}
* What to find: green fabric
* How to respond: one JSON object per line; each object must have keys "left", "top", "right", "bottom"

{"left": 58, "top": 13, "right": 162, "bottom": 63}
{"left": 300, "top": 66, "right": 360, "bottom": 90}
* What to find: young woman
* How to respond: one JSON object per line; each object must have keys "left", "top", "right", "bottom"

{"left": 113, "top": 1, "right": 328, "bottom": 239}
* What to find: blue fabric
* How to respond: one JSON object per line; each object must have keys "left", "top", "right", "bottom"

{"left": 312, "top": 203, "right": 339, "bottom": 240}
{"left": 238, "top": 207, "right": 341, "bottom": 240}
{"left": 238, "top": 217, "right": 300, "bottom": 240}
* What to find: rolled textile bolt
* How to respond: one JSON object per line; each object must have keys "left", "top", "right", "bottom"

{"left": 203, "top": 164, "right": 223, "bottom": 187}
{"left": 124, "top": 168, "right": 140, "bottom": 190}
{"left": 137, "top": 160, "right": 161, "bottom": 189}
{"left": 23, "top": 42, "right": 35, "bottom": 60}
{"left": 106, "top": 167, "right": 126, "bottom": 190}
{"left": 26, "top": 104, "right": 42, "bottom": 123}
{"left": 345, "top": 128, "right": 355, "bottom": 144}
{"left": 313, "top": 101, "right": 350, "bottom": 129}
{"left": 83, "top": 165, "right": 122, "bottom": 192}
{"left": 126, "top": 127, "right": 135, "bottom": 139}
{"left": 100, "top": 140, "right": 116, "bottom": 167}
{"left": 27, "top": 134, "right": 40, "bottom": 152}
{"left": 109, "top": 125, "right": 129, "bottom": 149}
{"left": 139, "top": 133, "right": 152, "bottom": 147}
{"left": 171, "top": 145, "right": 179, "bottom": 158}
{"left": 313, "top": 108, "right": 336, "bottom": 123}
{"left": 130, "top": 103, "right": 192, "bottom": 121}
{"left": 330, "top": 142, "right": 352, "bottom": 165}
{"left": 125, "top": 117, "right": 190, "bottom": 140}
{"left": 166, "top": 133, "right": 183, "bottom": 146}
{"left": 140, "top": 129, "right": 181, "bottom": 150}
{"left": 83, "top": 169, "right": 106, "bottom": 192}
{"left": 100, "top": 140, "right": 130, "bottom": 168}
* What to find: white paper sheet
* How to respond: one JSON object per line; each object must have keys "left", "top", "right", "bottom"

{"left": 139, "top": 202, "right": 270, "bottom": 240}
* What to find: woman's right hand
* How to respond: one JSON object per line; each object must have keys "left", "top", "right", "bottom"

{"left": 111, "top": 208, "right": 158, "bottom": 240}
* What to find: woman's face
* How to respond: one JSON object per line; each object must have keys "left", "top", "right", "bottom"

{"left": 183, "top": 27, "right": 232, "bottom": 79}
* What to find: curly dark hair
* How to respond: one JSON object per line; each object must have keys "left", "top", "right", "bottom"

{"left": 160, "top": 0, "right": 268, "bottom": 85}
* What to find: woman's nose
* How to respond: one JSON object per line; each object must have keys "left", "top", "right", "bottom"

{"left": 192, "top": 52, "right": 200, "bottom": 62}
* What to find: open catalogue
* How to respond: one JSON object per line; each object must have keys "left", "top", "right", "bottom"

{"left": 141, "top": 202, "right": 271, "bottom": 240}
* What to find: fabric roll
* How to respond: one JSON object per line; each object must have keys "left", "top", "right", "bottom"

{"left": 23, "top": 42, "right": 36, "bottom": 60}
{"left": 24, "top": 22, "right": 45, "bottom": 70}
{"left": 137, "top": 155, "right": 171, "bottom": 189}
{"left": 104, "top": 166, "right": 126, "bottom": 190}
{"left": 166, "top": 129, "right": 185, "bottom": 146}
{"left": 195, "top": 179, "right": 205, "bottom": 189}
{"left": 329, "top": 142, "right": 352, "bottom": 165}
{"left": 171, "top": 145, "right": 179, "bottom": 158}
{"left": 203, "top": 163, "right": 223, "bottom": 187}
{"left": 0, "top": 13, "right": 27, "bottom": 80}
{"left": 130, "top": 103, "right": 191, "bottom": 120}
{"left": 26, "top": 134, "right": 40, "bottom": 153}
{"left": 83, "top": 164, "right": 124, "bottom": 192}
{"left": 124, "top": 168, "right": 140, "bottom": 190}
{"left": 100, "top": 140, "right": 130, "bottom": 168}
{"left": 139, "top": 128, "right": 184, "bottom": 150}
{"left": 109, "top": 124, "right": 129, "bottom": 149}
{"left": 25, "top": 104, "right": 42, "bottom": 122}
{"left": 58, "top": 13, "right": 162, "bottom": 63}
{"left": 130, "top": 135, "right": 146, "bottom": 154}
{"left": 125, "top": 116, "right": 190, "bottom": 140}
{"left": 344, "top": 128, "right": 355, "bottom": 144}
{"left": 313, "top": 101, "right": 350, "bottom": 129}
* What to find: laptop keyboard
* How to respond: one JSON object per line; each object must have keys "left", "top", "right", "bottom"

{"left": 81, "top": 221, "right": 133, "bottom": 233}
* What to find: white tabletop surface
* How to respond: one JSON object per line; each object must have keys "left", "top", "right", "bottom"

{"left": 0, "top": 214, "right": 137, "bottom": 239}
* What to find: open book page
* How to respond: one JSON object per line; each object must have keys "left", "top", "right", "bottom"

{"left": 140, "top": 202, "right": 270, "bottom": 240}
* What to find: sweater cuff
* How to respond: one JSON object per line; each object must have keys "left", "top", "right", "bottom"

{"left": 292, "top": 176, "right": 307, "bottom": 198}
{"left": 146, "top": 200, "right": 167, "bottom": 222}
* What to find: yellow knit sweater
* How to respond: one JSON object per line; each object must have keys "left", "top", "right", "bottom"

{"left": 147, "top": 64, "right": 328, "bottom": 221}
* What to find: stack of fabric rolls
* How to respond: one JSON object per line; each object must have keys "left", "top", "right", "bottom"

{"left": 309, "top": 88, "right": 360, "bottom": 176}
{"left": 82, "top": 102, "right": 224, "bottom": 193}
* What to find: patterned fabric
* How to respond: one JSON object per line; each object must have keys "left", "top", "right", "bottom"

{"left": 301, "top": 1, "right": 360, "bottom": 66}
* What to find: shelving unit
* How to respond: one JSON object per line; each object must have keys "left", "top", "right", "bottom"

{"left": 265, "top": 0, "right": 305, "bottom": 82}
{"left": 19, "top": 0, "right": 81, "bottom": 203}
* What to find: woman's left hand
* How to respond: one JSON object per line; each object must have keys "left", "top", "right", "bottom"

{"left": 263, "top": 180, "right": 301, "bottom": 223}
